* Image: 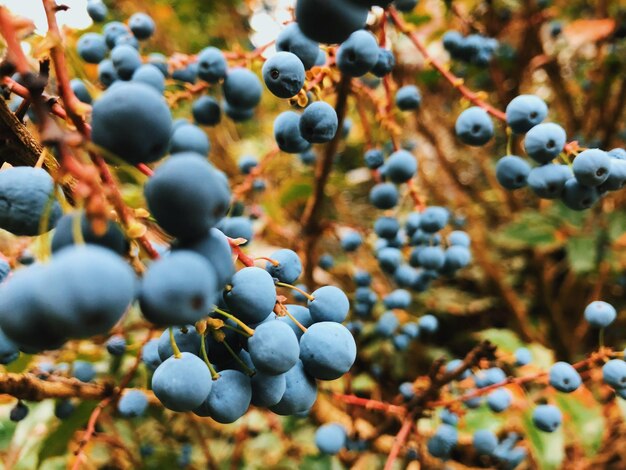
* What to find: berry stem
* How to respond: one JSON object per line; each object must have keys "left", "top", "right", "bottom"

{"left": 275, "top": 282, "right": 315, "bottom": 301}
{"left": 222, "top": 323, "right": 252, "bottom": 338}
{"left": 199, "top": 333, "right": 220, "bottom": 380}
{"left": 599, "top": 328, "right": 605, "bottom": 349}
{"left": 212, "top": 307, "right": 255, "bottom": 336}
{"left": 221, "top": 339, "right": 255, "bottom": 377}
{"left": 169, "top": 327, "right": 182, "bottom": 359}
{"left": 281, "top": 307, "right": 308, "bottom": 334}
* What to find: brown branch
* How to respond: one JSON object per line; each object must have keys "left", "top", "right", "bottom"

{"left": 301, "top": 74, "right": 352, "bottom": 287}
{"left": 0, "top": 372, "right": 115, "bottom": 401}
{"left": 388, "top": 7, "right": 507, "bottom": 122}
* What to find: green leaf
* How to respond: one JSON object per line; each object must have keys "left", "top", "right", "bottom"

{"left": 38, "top": 401, "right": 97, "bottom": 465}
{"left": 566, "top": 236, "right": 597, "bottom": 273}
{"left": 496, "top": 211, "right": 558, "bottom": 248}
{"left": 555, "top": 393, "right": 604, "bottom": 455}
{"left": 476, "top": 329, "right": 523, "bottom": 352}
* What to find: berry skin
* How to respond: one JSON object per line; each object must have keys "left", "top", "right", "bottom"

{"left": 371, "top": 48, "right": 395, "bottom": 77}
{"left": 418, "top": 246, "right": 446, "bottom": 270}
{"left": 270, "top": 361, "right": 318, "bottom": 415}
{"left": 473, "top": 429, "right": 498, "bottom": 455}
{"left": 295, "top": 0, "right": 368, "bottom": 44}
{"left": 86, "top": 0, "right": 107, "bottom": 22}
{"left": 262, "top": 52, "right": 306, "bottom": 98}
{"left": 315, "top": 423, "right": 347, "bottom": 455}
{"left": 111, "top": 44, "right": 142, "bottom": 80}
{"left": 224, "top": 267, "right": 277, "bottom": 325}
{"left": 549, "top": 362, "right": 582, "bottom": 393}
{"left": 370, "top": 183, "right": 399, "bottom": 209}
{"left": 106, "top": 335, "right": 127, "bottom": 356}
{"left": 223, "top": 68, "right": 263, "bottom": 109}
{"left": 445, "top": 359, "right": 471, "bottom": 379}
{"left": 238, "top": 156, "right": 258, "bottom": 175}
{"left": 0, "top": 328, "right": 19, "bottom": 365}
{"left": 337, "top": 30, "right": 380, "bottom": 77}
{"left": 562, "top": 178, "right": 599, "bottom": 211}
{"left": 440, "top": 408, "right": 459, "bottom": 426}
{"left": 217, "top": 217, "right": 254, "bottom": 244}
{"left": 447, "top": 230, "right": 471, "bottom": 247}
{"left": 248, "top": 320, "right": 300, "bottom": 375}
{"left": 152, "top": 353, "right": 212, "bottom": 412}
{"left": 455, "top": 107, "right": 494, "bottom": 146}
{"left": 299, "top": 322, "right": 356, "bottom": 380}
{"left": 55, "top": 399, "right": 75, "bottom": 419}
{"left": 401, "top": 322, "right": 420, "bottom": 339}
{"left": 299, "top": 101, "right": 339, "bottom": 143}
{"left": 128, "top": 13, "right": 155, "bottom": 40}
{"left": 73, "top": 361, "right": 96, "bottom": 382}
{"left": 10, "top": 402, "right": 28, "bottom": 422}
{"left": 250, "top": 369, "right": 286, "bottom": 407}
{"left": 274, "top": 111, "right": 311, "bottom": 153}
{"left": 495, "top": 155, "right": 531, "bottom": 190}
{"left": 97, "top": 59, "right": 118, "bottom": 88}
{"left": 52, "top": 211, "right": 127, "bottom": 255}
{"left": 172, "top": 62, "right": 198, "bottom": 83}
{"left": 341, "top": 230, "right": 363, "bottom": 252}
{"left": 170, "top": 124, "right": 211, "bottom": 156}
{"left": 176, "top": 228, "right": 234, "bottom": 290}
{"left": 308, "top": 286, "right": 350, "bottom": 323}
{"left": 418, "top": 314, "right": 439, "bottom": 333}
{"left": 142, "top": 339, "right": 162, "bottom": 370}
{"left": 386, "top": 150, "right": 418, "bottom": 183}
{"left": 600, "top": 158, "right": 626, "bottom": 191}
{"left": 77, "top": 33, "right": 107, "bottom": 63}
{"left": 396, "top": 85, "right": 422, "bottom": 111}
{"left": 527, "top": 164, "right": 572, "bottom": 199}
{"left": 276, "top": 23, "right": 320, "bottom": 70}
{"left": 118, "top": 390, "right": 149, "bottom": 417}
{"left": 132, "top": 64, "right": 166, "bottom": 94}
{"left": 376, "top": 311, "right": 399, "bottom": 337}
{"left": 419, "top": 206, "right": 449, "bottom": 233}
{"left": 505, "top": 95, "right": 548, "bottom": 134}
{"left": 364, "top": 149, "right": 385, "bottom": 169}
{"left": 0, "top": 167, "right": 62, "bottom": 236}
{"left": 103, "top": 21, "right": 127, "bottom": 49}
{"left": 524, "top": 123, "right": 567, "bottom": 164}
{"left": 585, "top": 300, "right": 617, "bottom": 328}
{"left": 157, "top": 326, "right": 202, "bottom": 361}
{"left": 427, "top": 424, "right": 458, "bottom": 459}
{"left": 277, "top": 304, "right": 312, "bottom": 339}
{"left": 197, "top": 47, "right": 227, "bottom": 83}
{"left": 192, "top": 96, "right": 221, "bottom": 126}
{"left": 514, "top": 347, "right": 532, "bottom": 366}
{"left": 602, "top": 359, "right": 626, "bottom": 389}
{"left": 195, "top": 369, "right": 251, "bottom": 423}
{"left": 384, "top": 288, "right": 411, "bottom": 310}
{"left": 70, "top": 79, "right": 92, "bottom": 104}
{"left": 474, "top": 367, "right": 506, "bottom": 388}
{"left": 375, "top": 216, "right": 400, "bottom": 239}
{"left": 265, "top": 249, "right": 302, "bottom": 284}
{"left": 318, "top": 254, "right": 334, "bottom": 270}
{"left": 487, "top": 388, "right": 512, "bottom": 412}
{"left": 572, "top": 148, "right": 611, "bottom": 187}
{"left": 92, "top": 82, "right": 172, "bottom": 164}
{"left": 144, "top": 154, "right": 231, "bottom": 241}
{"left": 532, "top": 404, "right": 562, "bottom": 432}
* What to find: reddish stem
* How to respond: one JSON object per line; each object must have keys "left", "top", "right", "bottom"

{"left": 333, "top": 393, "right": 406, "bottom": 415}
{"left": 383, "top": 414, "right": 415, "bottom": 470}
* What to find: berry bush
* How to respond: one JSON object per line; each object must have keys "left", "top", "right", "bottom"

{"left": 0, "top": 0, "right": 625, "bottom": 468}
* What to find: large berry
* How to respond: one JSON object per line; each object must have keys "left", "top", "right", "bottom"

{"left": 572, "top": 148, "right": 611, "bottom": 187}
{"left": 248, "top": 321, "right": 300, "bottom": 375}
{"left": 532, "top": 404, "right": 562, "bottom": 432}
{"left": 336, "top": 30, "right": 379, "bottom": 77}
{"left": 299, "top": 101, "right": 338, "bottom": 143}
{"left": 455, "top": 107, "right": 494, "bottom": 146}
{"left": 549, "top": 362, "right": 582, "bottom": 393}
{"left": 195, "top": 369, "right": 251, "bottom": 423}
{"left": 295, "top": 0, "right": 368, "bottom": 44}
{"left": 505, "top": 95, "right": 548, "bottom": 134}
{"left": 152, "top": 353, "right": 212, "bottom": 412}
{"left": 524, "top": 123, "right": 567, "bottom": 164}
{"left": 262, "top": 52, "right": 306, "bottom": 99}
{"left": 299, "top": 322, "right": 356, "bottom": 380}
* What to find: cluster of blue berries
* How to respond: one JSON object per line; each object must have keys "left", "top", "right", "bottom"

{"left": 442, "top": 31, "right": 500, "bottom": 66}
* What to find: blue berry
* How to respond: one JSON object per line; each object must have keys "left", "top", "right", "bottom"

{"left": 418, "top": 246, "right": 446, "bottom": 270}
{"left": 106, "top": 335, "right": 127, "bottom": 356}
{"left": 144, "top": 155, "right": 230, "bottom": 240}
{"left": 487, "top": 388, "right": 512, "bottom": 412}
{"left": 376, "top": 311, "right": 399, "bottom": 337}
{"left": 250, "top": 370, "right": 286, "bottom": 407}
{"left": 248, "top": 320, "right": 300, "bottom": 375}
{"left": 111, "top": 44, "right": 142, "bottom": 80}
{"left": 130, "top": 64, "right": 165, "bottom": 94}
{"left": 299, "top": 101, "right": 338, "bottom": 143}
{"left": 365, "top": 149, "right": 385, "bottom": 169}
{"left": 377, "top": 247, "right": 403, "bottom": 273}
{"left": 524, "top": 123, "right": 567, "bottom": 164}
{"left": 401, "top": 322, "right": 420, "bottom": 339}
{"left": 393, "top": 333, "right": 411, "bottom": 351}
{"left": 386, "top": 150, "right": 417, "bottom": 183}
{"left": 0, "top": 328, "right": 18, "bottom": 365}
{"left": 532, "top": 404, "right": 562, "bottom": 432}
{"left": 270, "top": 361, "right": 317, "bottom": 415}
{"left": 440, "top": 408, "right": 459, "bottom": 426}
{"left": 197, "top": 47, "right": 227, "bottom": 83}
{"left": 192, "top": 96, "right": 221, "bottom": 126}
{"left": 55, "top": 399, "right": 75, "bottom": 419}
{"left": 420, "top": 206, "right": 449, "bottom": 233}
{"left": 195, "top": 369, "right": 251, "bottom": 423}
{"left": 602, "top": 359, "right": 626, "bottom": 389}
{"left": 128, "top": 13, "right": 155, "bottom": 40}
{"left": 496, "top": 155, "right": 531, "bottom": 190}
{"left": 315, "top": 423, "right": 347, "bottom": 455}
{"left": 265, "top": 249, "right": 302, "bottom": 284}
{"left": 73, "top": 361, "right": 96, "bottom": 382}
{"left": 262, "top": 52, "right": 305, "bottom": 98}
{"left": 455, "top": 107, "right": 494, "bottom": 146}
{"left": 354, "top": 270, "right": 372, "bottom": 287}
{"left": 585, "top": 300, "right": 617, "bottom": 328}
{"left": 10, "top": 402, "right": 28, "bottom": 422}
{"left": 427, "top": 424, "right": 458, "bottom": 459}
{"left": 92, "top": 82, "right": 172, "bottom": 164}
{"left": 224, "top": 267, "right": 277, "bottom": 325}
{"left": 70, "top": 79, "right": 92, "bottom": 104}
{"left": 337, "top": 30, "right": 379, "bottom": 77}
{"left": 514, "top": 347, "right": 532, "bottom": 366}
{"left": 52, "top": 211, "right": 127, "bottom": 255}
{"left": 103, "top": 21, "right": 127, "bottom": 49}
{"left": 341, "top": 230, "right": 363, "bottom": 251}
{"left": 308, "top": 286, "right": 350, "bottom": 323}
{"left": 447, "top": 230, "right": 471, "bottom": 247}
{"left": 77, "top": 33, "right": 107, "bottom": 63}
{"left": 274, "top": 111, "right": 311, "bottom": 153}
{"left": 505, "top": 95, "right": 548, "bottom": 134}
{"left": 375, "top": 217, "right": 400, "bottom": 239}
{"left": 318, "top": 254, "right": 334, "bottom": 270}
{"left": 118, "top": 390, "right": 148, "bottom": 417}
{"left": 419, "top": 314, "right": 438, "bottom": 333}
{"left": 299, "top": 322, "right": 356, "bottom": 380}
{"left": 177, "top": 228, "right": 234, "bottom": 290}
{"left": 217, "top": 217, "right": 254, "bottom": 244}
{"left": 396, "top": 85, "right": 422, "bottom": 111}
{"left": 152, "top": 353, "right": 212, "bottom": 412}
{"left": 276, "top": 23, "right": 320, "bottom": 70}
{"left": 473, "top": 429, "right": 498, "bottom": 455}
{"left": 147, "top": 53, "right": 169, "bottom": 76}
{"left": 369, "top": 183, "right": 399, "bottom": 209}
{"left": 86, "top": 0, "right": 107, "bottom": 22}
{"left": 562, "top": 178, "right": 600, "bottom": 211}
{"left": 277, "top": 304, "right": 312, "bottom": 339}
{"left": 170, "top": 124, "right": 211, "bottom": 155}
{"left": 371, "top": 48, "right": 395, "bottom": 77}
{"left": 142, "top": 339, "right": 162, "bottom": 370}
{"left": 223, "top": 68, "right": 262, "bottom": 109}
{"left": 600, "top": 158, "right": 626, "bottom": 191}
{"left": 157, "top": 326, "right": 202, "bottom": 361}
{"left": 474, "top": 367, "right": 506, "bottom": 388}
{"left": 527, "top": 164, "right": 572, "bottom": 199}
{"left": 549, "top": 361, "right": 582, "bottom": 393}
{"left": 572, "top": 148, "right": 611, "bottom": 187}
{"left": 98, "top": 59, "right": 118, "bottom": 88}
{"left": 295, "top": 0, "right": 368, "bottom": 44}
